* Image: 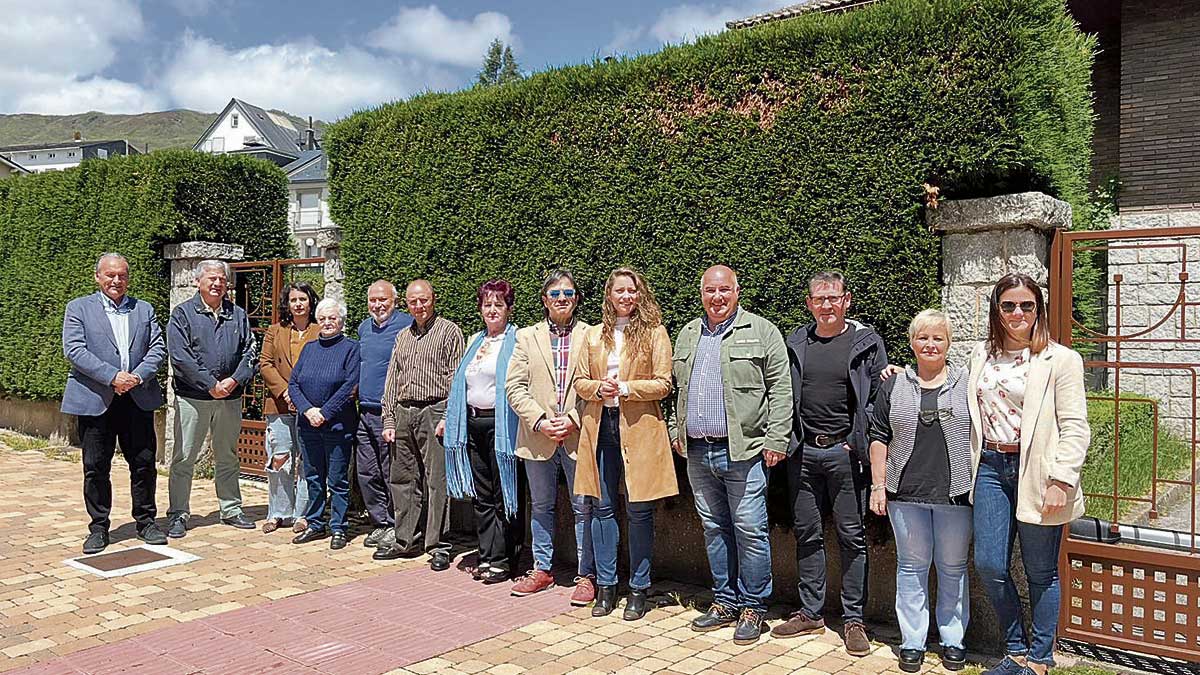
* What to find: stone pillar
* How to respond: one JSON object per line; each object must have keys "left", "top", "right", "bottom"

{"left": 928, "top": 191, "right": 1071, "bottom": 366}
{"left": 317, "top": 226, "right": 343, "bottom": 304}
{"left": 160, "top": 242, "right": 245, "bottom": 466}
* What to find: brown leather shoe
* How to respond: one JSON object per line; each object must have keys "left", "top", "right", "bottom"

{"left": 770, "top": 611, "right": 825, "bottom": 638}
{"left": 569, "top": 576, "right": 596, "bottom": 606}
{"left": 843, "top": 622, "right": 871, "bottom": 657}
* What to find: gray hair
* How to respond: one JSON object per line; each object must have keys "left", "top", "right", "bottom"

{"left": 193, "top": 259, "right": 230, "bottom": 280}
{"left": 314, "top": 298, "right": 348, "bottom": 321}
{"left": 367, "top": 279, "right": 397, "bottom": 298}
{"left": 95, "top": 252, "right": 128, "bottom": 273}
{"left": 808, "top": 270, "right": 847, "bottom": 294}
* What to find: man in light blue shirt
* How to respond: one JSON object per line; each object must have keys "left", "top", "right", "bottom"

{"left": 62, "top": 254, "right": 167, "bottom": 554}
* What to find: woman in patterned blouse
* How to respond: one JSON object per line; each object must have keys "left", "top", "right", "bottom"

{"left": 967, "top": 273, "right": 1090, "bottom": 675}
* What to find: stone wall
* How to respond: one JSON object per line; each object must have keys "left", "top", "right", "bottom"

{"left": 1106, "top": 208, "right": 1200, "bottom": 437}
{"left": 928, "top": 192, "right": 1070, "bottom": 366}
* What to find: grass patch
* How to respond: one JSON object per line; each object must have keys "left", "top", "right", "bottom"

{"left": 1083, "top": 393, "right": 1192, "bottom": 520}
{"left": 961, "top": 668, "right": 1118, "bottom": 675}
{"left": 0, "top": 430, "right": 50, "bottom": 453}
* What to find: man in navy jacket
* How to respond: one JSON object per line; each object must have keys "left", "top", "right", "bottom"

{"left": 165, "top": 260, "right": 258, "bottom": 537}
{"left": 62, "top": 254, "right": 167, "bottom": 553}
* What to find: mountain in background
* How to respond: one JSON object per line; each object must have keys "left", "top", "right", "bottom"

{"left": 0, "top": 109, "right": 325, "bottom": 152}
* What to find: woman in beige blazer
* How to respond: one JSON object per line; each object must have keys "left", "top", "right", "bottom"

{"left": 259, "top": 282, "right": 321, "bottom": 534}
{"left": 575, "top": 267, "right": 678, "bottom": 620}
{"left": 968, "top": 273, "right": 1090, "bottom": 675}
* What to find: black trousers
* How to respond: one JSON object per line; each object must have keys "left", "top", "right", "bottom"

{"left": 467, "top": 414, "right": 526, "bottom": 572}
{"left": 78, "top": 394, "right": 158, "bottom": 533}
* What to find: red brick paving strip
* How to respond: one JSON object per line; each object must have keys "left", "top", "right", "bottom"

{"left": 9, "top": 563, "right": 573, "bottom": 675}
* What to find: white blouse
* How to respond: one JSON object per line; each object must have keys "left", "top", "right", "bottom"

{"left": 977, "top": 348, "right": 1030, "bottom": 444}
{"left": 603, "top": 318, "right": 628, "bottom": 408}
{"left": 465, "top": 334, "right": 505, "bottom": 409}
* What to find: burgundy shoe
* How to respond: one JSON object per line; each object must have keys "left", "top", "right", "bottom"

{"left": 511, "top": 569, "right": 555, "bottom": 597}
{"left": 569, "top": 576, "right": 596, "bottom": 607}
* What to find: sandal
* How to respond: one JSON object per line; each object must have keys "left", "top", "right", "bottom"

{"left": 261, "top": 519, "right": 280, "bottom": 534}
{"left": 292, "top": 518, "right": 307, "bottom": 533}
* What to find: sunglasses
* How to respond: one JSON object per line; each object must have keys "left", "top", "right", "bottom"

{"left": 919, "top": 407, "right": 954, "bottom": 426}
{"left": 999, "top": 301, "right": 1037, "bottom": 314}
{"left": 547, "top": 289, "right": 576, "bottom": 299}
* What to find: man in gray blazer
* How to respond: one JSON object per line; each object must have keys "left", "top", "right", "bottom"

{"left": 62, "top": 253, "right": 168, "bottom": 554}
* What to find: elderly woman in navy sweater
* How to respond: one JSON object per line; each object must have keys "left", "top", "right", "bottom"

{"left": 289, "top": 298, "right": 361, "bottom": 550}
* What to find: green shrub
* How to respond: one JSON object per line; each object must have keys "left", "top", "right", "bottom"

{"left": 326, "top": 0, "right": 1093, "bottom": 351}
{"left": 0, "top": 150, "right": 292, "bottom": 400}
{"left": 1083, "top": 392, "right": 1191, "bottom": 519}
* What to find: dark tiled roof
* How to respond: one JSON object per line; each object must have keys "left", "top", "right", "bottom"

{"left": 284, "top": 149, "right": 326, "bottom": 183}
{"left": 0, "top": 140, "right": 128, "bottom": 153}
{"left": 234, "top": 99, "right": 304, "bottom": 153}
{"left": 726, "top": 0, "right": 879, "bottom": 29}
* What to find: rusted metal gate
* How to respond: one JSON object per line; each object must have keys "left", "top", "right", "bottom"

{"left": 228, "top": 258, "right": 324, "bottom": 478}
{"left": 1050, "top": 226, "right": 1200, "bottom": 665}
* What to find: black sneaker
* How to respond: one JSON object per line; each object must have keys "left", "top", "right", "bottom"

{"left": 691, "top": 603, "right": 738, "bottom": 632}
{"left": 732, "top": 608, "right": 765, "bottom": 645}
{"left": 983, "top": 656, "right": 1027, "bottom": 675}
{"left": 82, "top": 531, "right": 108, "bottom": 554}
{"left": 137, "top": 523, "right": 168, "bottom": 545}
{"left": 167, "top": 517, "right": 187, "bottom": 539}
{"left": 221, "top": 514, "right": 255, "bottom": 530}
{"left": 363, "top": 526, "right": 388, "bottom": 547}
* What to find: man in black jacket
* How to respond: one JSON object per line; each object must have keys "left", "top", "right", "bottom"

{"left": 165, "top": 260, "right": 258, "bottom": 537}
{"left": 771, "top": 270, "right": 887, "bottom": 658}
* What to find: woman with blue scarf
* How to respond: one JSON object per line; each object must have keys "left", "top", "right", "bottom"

{"left": 438, "top": 279, "right": 526, "bottom": 583}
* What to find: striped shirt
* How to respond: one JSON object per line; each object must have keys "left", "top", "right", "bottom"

{"left": 380, "top": 314, "right": 465, "bottom": 431}
{"left": 686, "top": 310, "right": 738, "bottom": 439}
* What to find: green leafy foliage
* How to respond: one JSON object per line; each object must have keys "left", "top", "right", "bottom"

{"left": 327, "top": 0, "right": 1093, "bottom": 355}
{"left": 0, "top": 150, "right": 292, "bottom": 400}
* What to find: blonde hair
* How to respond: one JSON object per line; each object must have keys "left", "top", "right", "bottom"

{"left": 908, "top": 309, "right": 952, "bottom": 343}
{"left": 601, "top": 267, "right": 662, "bottom": 357}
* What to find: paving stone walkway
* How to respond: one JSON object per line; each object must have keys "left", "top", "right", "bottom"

{"left": 0, "top": 440, "right": 981, "bottom": 675}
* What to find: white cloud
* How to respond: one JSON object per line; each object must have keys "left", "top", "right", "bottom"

{"left": 161, "top": 33, "right": 458, "bottom": 120}
{"left": 608, "top": 1, "right": 782, "bottom": 52}
{"left": 367, "top": 5, "right": 515, "bottom": 68}
{"left": 0, "top": 0, "right": 159, "bottom": 114}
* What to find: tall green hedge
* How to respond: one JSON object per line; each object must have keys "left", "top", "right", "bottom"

{"left": 0, "top": 150, "right": 292, "bottom": 400}
{"left": 327, "top": 0, "right": 1093, "bottom": 351}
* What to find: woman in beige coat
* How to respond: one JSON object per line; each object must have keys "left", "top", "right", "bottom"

{"left": 969, "top": 273, "right": 1090, "bottom": 675}
{"left": 575, "top": 267, "right": 678, "bottom": 620}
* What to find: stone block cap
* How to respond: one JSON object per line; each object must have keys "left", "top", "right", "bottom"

{"left": 315, "top": 226, "right": 342, "bottom": 248}
{"left": 927, "top": 191, "right": 1071, "bottom": 235}
{"left": 161, "top": 241, "right": 246, "bottom": 261}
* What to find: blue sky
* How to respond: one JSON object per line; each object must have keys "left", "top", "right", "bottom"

{"left": 0, "top": 0, "right": 787, "bottom": 119}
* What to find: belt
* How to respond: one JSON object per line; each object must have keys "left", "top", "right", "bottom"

{"left": 984, "top": 440, "right": 1020, "bottom": 454}
{"left": 805, "top": 433, "right": 847, "bottom": 449}
{"left": 687, "top": 435, "right": 729, "bottom": 445}
{"left": 398, "top": 398, "right": 441, "bottom": 409}
{"left": 467, "top": 405, "right": 495, "bottom": 418}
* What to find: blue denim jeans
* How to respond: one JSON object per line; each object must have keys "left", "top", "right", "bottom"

{"left": 525, "top": 443, "right": 595, "bottom": 577}
{"left": 888, "top": 501, "right": 972, "bottom": 650}
{"left": 299, "top": 425, "right": 353, "bottom": 534}
{"left": 264, "top": 414, "right": 309, "bottom": 522}
{"left": 973, "top": 450, "right": 1064, "bottom": 666}
{"left": 686, "top": 439, "right": 772, "bottom": 612}
{"left": 591, "top": 408, "right": 656, "bottom": 589}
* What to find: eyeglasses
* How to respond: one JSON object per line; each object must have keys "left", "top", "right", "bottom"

{"left": 809, "top": 294, "right": 846, "bottom": 306}
{"left": 547, "top": 289, "right": 576, "bottom": 299}
{"left": 999, "top": 301, "right": 1037, "bottom": 314}
{"left": 919, "top": 407, "right": 954, "bottom": 426}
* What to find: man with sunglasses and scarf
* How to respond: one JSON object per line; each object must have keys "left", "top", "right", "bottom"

{"left": 774, "top": 270, "right": 888, "bottom": 657}
{"left": 505, "top": 270, "right": 597, "bottom": 605}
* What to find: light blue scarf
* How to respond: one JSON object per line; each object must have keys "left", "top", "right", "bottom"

{"left": 443, "top": 324, "right": 520, "bottom": 518}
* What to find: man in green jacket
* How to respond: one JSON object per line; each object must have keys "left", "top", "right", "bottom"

{"left": 670, "top": 265, "right": 793, "bottom": 645}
